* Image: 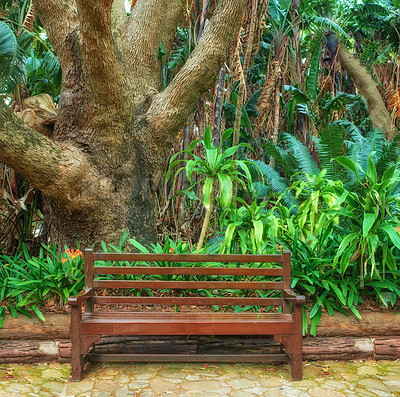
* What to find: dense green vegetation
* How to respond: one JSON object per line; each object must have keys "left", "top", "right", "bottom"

{"left": 0, "top": 0, "right": 399, "bottom": 332}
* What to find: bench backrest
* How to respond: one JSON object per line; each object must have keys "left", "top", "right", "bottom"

{"left": 84, "top": 249, "right": 292, "bottom": 308}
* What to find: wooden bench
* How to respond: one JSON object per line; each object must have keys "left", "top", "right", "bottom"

{"left": 68, "top": 249, "right": 305, "bottom": 381}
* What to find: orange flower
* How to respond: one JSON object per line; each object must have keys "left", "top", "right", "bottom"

{"left": 169, "top": 248, "right": 174, "bottom": 253}
{"left": 63, "top": 248, "right": 83, "bottom": 262}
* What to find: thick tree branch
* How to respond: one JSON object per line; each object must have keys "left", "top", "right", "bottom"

{"left": 0, "top": 102, "right": 106, "bottom": 212}
{"left": 32, "top": 0, "right": 78, "bottom": 72}
{"left": 123, "top": 0, "right": 183, "bottom": 98}
{"left": 145, "top": 0, "right": 247, "bottom": 149}
{"left": 75, "top": 0, "right": 127, "bottom": 103}
{"left": 338, "top": 42, "right": 394, "bottom": 140}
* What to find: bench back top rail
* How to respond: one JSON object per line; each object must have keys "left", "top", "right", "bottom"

{"left": 84, "top": 249, "right": 292, "bottom": 306}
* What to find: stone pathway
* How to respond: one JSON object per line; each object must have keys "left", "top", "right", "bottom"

{"left": 0, "top": 360, "right": 399, "bottom": 396}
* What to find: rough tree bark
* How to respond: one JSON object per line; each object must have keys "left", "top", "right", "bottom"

{"left": 0, "top": 0, "right": 247, "bottom": 248}
{"left": 338, "top": 42, "right": 394, "bottom": 140}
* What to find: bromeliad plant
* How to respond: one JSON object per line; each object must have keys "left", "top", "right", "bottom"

{"left": 167, "top": 126, "right": 254, "bottom": 249}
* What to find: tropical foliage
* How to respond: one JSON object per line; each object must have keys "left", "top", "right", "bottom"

{"left": 1, "top": 0, "right": 399, "bottom": 333}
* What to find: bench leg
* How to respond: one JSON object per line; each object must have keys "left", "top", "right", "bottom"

{"left": 70, "top": 306, "right": 83, "bottom": 381}
{"left": 291, "top": 303, "right": 303, "bottom": 380}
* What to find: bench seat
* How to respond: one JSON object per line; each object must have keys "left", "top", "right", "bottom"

{"left": 69, "top": 250, "right": 305, "bottom": 381}
{"left": 81, "top": 311, "right": 294, "bottom": 336}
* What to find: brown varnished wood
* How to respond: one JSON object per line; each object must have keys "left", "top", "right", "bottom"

{"left": 94, "top": 266, "right": 283, "bottom": 276}
{"left": 92, "top": 296, "right": 284, "bottom": 306}
{"left": 69, "top": 250, "right": 304, "bottom": 381}
{"left": 80, "top": 335, "right": 101, "bottom": 355}
{"left": 88, "top": 353, "right": 289, "bottom": 362}
{"left": 80, "top": 312, "right": 294, "bottom": 336}
{"left": 92, "top": 280, "right": 284, "bottom": 290}
{"left": 84, "top": 249, "right": 94, "bottom": 313}
{"left": 93, "top": 253, "right": 284, "bottom": 263}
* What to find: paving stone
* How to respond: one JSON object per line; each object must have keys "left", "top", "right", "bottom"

{"left": 357, "top": 366, "right": 381, "bottom": 376}
{"left": 65, "top": 380, "right": 94, "bottom": 395}
{"left": 92, "top": 392, "right": 112, "bottom": 397}
{"left": 42, "top": 381, "right": 66, "bottom": 394}
{"left": 149, "top": 377, "right": 176, "bottom": 394}
{"left": 260, "top": 377, "right": 286, "bottom": 388}
{"left": 227, "top": 378, "right": 256, "bottom": 389}
{"left": 230, "top": 391, "right": 257, "bottom": 397}
{"left": 242, "top": 372, "right": 260, "bottom": 381}
{"left": 41, "top": 368, "right": 65, "bottom": 379}
{"left": 115, "top": 391, "right": 138, "bottom": 397}
{"left": 384, "top": 381, "right": 400, "bottom": 393}
{"left": 324, "top": 379, "right": 349, "bottom": 390}
{"left": 94, "top": 380, "right": 122, "bottom": 392}
{"left": 242, "top": 386, "right": 269, "bottom": 396}
{"left": 1, "top": 360, "right": 399, "bottom": 397}
{"left": 0, "top": 392, "right": 24, "bottom": 397}
{"left": 185, "top": 375, "right": 201, "bottom": 380}
{"left": 358, "top": 378, "right": 391, "bottom": 392}
{"left": 181, "top": 380, "right": 221, "bottom": 391}
{"left": 309, "top": 387, "right": 346, "bottom": 397}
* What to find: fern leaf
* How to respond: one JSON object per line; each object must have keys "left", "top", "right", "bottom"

{"left": 283, "top": 133, "right": 320, "bottom": 176}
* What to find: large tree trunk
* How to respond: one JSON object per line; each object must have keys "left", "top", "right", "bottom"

{"left": 338, "top": 42, "right": 394, "bottom": 140}
{"left": 0, "top": 0, "right": 247, "bottom": 248}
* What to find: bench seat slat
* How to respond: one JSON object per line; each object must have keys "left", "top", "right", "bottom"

{"left": 92, "top": 296, "right": 284, "bottom": 306}
{"left": 93, "top": 253, "right": 284, "bottom": 263}
{"left": 92, "top": 280, "right": 284, "bottom": 290}
{"left": 88, "top": 353, "right": 289, "bottom": 363}
{"left": 80, "top": 312, "right": 294, "bottom": 336}
{"left": 94, "top": 266, "right": 283, "bottom": 276}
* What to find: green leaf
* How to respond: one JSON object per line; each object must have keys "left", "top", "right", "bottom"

{"left": 349, "top": 305, "right": 361, "bottom": 319}
{"left": 307, "top": 38, "right": 321, "bottom": 101}
{"left": 157, "top": 42, "right": 166, "bottom": 60}
{"left": 186, "top": 160, "right": 196, "bottom": 181}
{"left": 202, "top": 177, "right": 214, "bottom": 209}
{"left": 328, "top": 281, "right": 347, "bottom": 305}
{"left": 310, "top": 306, "right": 322, "bottom": 336}
{"left": 224, "top": 223, "right": 237, "bottom": 251}
{"left": 363, "top": 212, "right": 378, "bottom": 237}
{"left": 0, "top": 307, "right": 5, "bottom": 328}
{"left": 382, "top": 224, "right": 400, "bottom": 251}
{"left": 186, "top": 190, "right": 198, "bottom": 201}
{"left": 9, "top": 306, "right": 18, "bottom": 318}
{"left": 366, "top": 152, "right": 377, "bottom": 185}
{"left": 206, "top": 148, "right": 218, "bottom": 169}
{"left": 252, "top": 220, "right": 264, "bottom": 248}
{"left": 188, "top": 139, "right": 200, "bottom": 151}
{"left": 221, "top": 128, "right": 234, "bottom": 143}
{"left": 334, "top": 156, "right": 361, "bottom": 179}
{"left": 32, "top": 306, "right": 45, "bottom": 321}
{"left": 221, "top": 146, "right": 239, "bottom": 160}
{"left": 217, "top": 174, "right": 233, "bottom": 208}
{"left": 203, "top": 126, "right": 213, "bottom": 150}
{"left": 129, "top": 239, "right": 150, "bottom": 253}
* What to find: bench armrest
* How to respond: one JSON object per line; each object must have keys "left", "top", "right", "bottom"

{"left": 283, "top": 289, "right": 306, "bottom": 305}
{"left": 68, "top": 288, "right": 94, "bottom": 306}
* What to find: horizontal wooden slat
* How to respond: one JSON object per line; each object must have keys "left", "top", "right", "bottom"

{"left": 88, "top": 353, "right": 289, "bottom": 363}
{"left": 81, "top": 312, "right": 294, "bottom": 335}
{"left": 92, "top": 296, "right": 284, "bottom": 306}
{"left": 93, "top": 266, "right": 283, "bottom": 276}
{"left": 93, "top": 253, "right": 284, "bottom": 263}
{"left": 92, "top": 280, "right": 283, "bottom": 290}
